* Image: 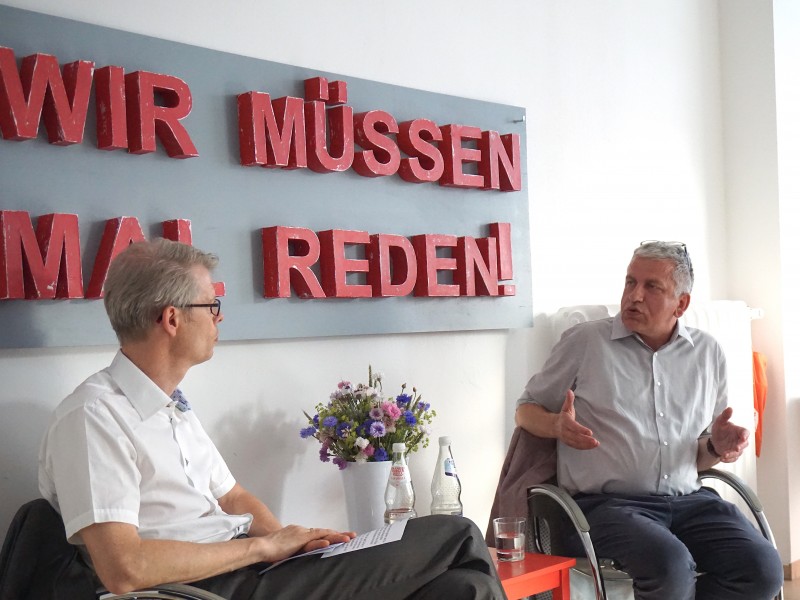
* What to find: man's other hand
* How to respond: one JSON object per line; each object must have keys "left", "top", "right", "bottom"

{"left": 710, "top": 407, "right": 750, "bottom": 463}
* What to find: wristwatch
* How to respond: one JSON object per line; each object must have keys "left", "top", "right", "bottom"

{"left": 706, "top": 437, "right": 721, "bottom": 458}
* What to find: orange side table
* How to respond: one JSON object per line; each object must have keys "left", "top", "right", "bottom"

{"left": 489, "top": 548, "right": 576, "bottom": 600}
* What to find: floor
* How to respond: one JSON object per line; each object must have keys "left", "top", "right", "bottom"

{"left": 785, "top": 577, "right": 800, "bottom": 600}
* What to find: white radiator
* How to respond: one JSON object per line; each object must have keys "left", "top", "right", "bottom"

{"left": 551, "top": 301, "right": 758, "bottom": 500}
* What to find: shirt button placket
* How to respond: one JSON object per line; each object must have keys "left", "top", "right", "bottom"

{"left": 653, "top": 352, "right": 669, "bottom": 492}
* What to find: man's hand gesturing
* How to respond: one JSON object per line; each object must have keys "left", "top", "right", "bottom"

{"left": 555, "top": 390, "right": 599, "bottom": 450}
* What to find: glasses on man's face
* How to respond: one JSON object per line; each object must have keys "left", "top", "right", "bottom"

{"left": 182, "top": 298, "right": 222, "bottom": 317}
{"left": 639, "top": 240, "right": 693, "bottom": 277}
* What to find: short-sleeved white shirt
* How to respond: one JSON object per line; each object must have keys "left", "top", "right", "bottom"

{"left": 518, "top": 314, "right": 728, "bottom": 496}
{"left": 38, "top": 351, "right": 252, "bottom": 544}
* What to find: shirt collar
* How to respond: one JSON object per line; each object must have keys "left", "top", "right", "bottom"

{"left": 611, "top": 312, "right": 695, "bottom": 348}
{"left": 108, "top": 350, "right": 173, "bottom": 421}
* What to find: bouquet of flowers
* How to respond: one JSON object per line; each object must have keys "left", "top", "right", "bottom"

{"left": 300, "top": 367, "right": 435, "bottom": 469}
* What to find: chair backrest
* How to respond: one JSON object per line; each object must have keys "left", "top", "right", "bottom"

{"left": 0, "top": 499, "right": 96, "bottom": 600}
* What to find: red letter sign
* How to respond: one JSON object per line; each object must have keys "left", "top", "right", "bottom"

{"left": 85, "top": 217, "right": 146, "bottom": 298}
{"left": 366, "top": 234, "right": 417, "bottom": 297}
{"left": 0, "top": 211, "right": 83, "bottom": 299}
{"left": 412, "top": 234, "right": 459, "bottom": 297}
{"left": 262, "top": 226, "right": 325, "bottom": 299}
{"left": 125, "top": 71, "right": 198, "bottom": 158}
{"left": 0, "top": 47, "right": 94, "bottom": 144}
{"left": 319, "top": 229, "right": 372, "bottom": 298}
{"left": 238, "top": 93, "right": 307, "bottom": 168}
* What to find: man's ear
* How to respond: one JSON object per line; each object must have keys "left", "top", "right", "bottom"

{"left": 157, "top": 306, "right": 180, "bottom": 337}
{"left": 675, "top": 293, "right": 691, "bottom": 318}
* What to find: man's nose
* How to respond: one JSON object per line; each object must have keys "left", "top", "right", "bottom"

{"left": 628, "top": 284, "right": 645, "bottom": 301}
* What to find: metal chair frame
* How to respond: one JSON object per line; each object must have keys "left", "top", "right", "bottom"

{"left": 527, "top": 468, "right": 783, "bottom": 600}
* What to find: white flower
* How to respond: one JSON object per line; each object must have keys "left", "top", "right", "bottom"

{"left": 355, "top": 452, "right": 368, "bottom": 464}
{"left": 374, "top": 371, "right": 384, "bottom": 382}
{"left": 355, "top": 437, "right": 369, "bottom": 449}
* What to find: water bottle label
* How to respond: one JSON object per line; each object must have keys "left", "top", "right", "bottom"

{"left": 390, "top": 465, "right": 410, "bottom": 485}
{"left": 444, "top": 457, "right": 458, "bottom": 477}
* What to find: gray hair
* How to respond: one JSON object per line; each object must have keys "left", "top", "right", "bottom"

{"left": 103, "top": 239, "right": 219, "bottom": 344}
{"left": 633, "top": 241, "right": 694, "bottom": 296}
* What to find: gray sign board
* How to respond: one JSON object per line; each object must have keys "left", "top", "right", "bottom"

{"left": 0, "top": 5, "right": 531, "bottom": 348}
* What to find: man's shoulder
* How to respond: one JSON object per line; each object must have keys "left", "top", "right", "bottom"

{"left": 562, "top": 316, "right": 615, "bottom": 340}
{"left": 682, "top": 325, "right": 724, "bottom": 352}
{"left": 53, "top": 368, "right": 121, "bottom": 419}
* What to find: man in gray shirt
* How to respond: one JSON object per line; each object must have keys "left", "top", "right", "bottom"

{"left": 516, "top": 241, "right": 782, "bottom": 600}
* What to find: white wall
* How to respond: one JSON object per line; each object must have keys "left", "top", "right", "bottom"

{"left": 3, "top": 0, "right": 796, "bottom": 566}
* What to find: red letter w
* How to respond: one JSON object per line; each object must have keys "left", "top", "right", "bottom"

{"left": 0, "top": 47, "right": 94, "bottom": 144}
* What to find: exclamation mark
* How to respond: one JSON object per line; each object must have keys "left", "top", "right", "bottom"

{"left": 490, "top": 222, "right": 515, "bottom": 296}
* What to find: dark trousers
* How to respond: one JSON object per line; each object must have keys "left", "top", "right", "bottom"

{"left": 571, "top": 488, "right": 783, "bottom": 600}
{"left": 191, "top": 515, "right": 507, "bottom": 600}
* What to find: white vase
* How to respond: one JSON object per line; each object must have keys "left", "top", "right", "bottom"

{"left": 340, "top": 460, "right": 392, "bottom": 534}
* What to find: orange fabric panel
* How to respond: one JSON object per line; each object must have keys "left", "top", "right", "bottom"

{"left": 753, "top": 351, "right": 768, "bottom": 457}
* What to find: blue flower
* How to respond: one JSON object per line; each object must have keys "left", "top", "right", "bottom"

{"left": 404, "top": 411, "right": 417, "bottom": 426}
{"left": 374, "top": 447, "right": 389, "bottom": 462}
{"left": 396, "top": 393, "right": 412, "bottom": 407}
{"left": 300, "top": 426, "right": 317, "bottom": 439}
{"left": 357, "top": 418, "right": 374, "bottom": 438}
{"left": 322, "top": 416, "right": 338, "bottom": 428}
{"left": 313, "top": 414, "right": 320, "bottom": 427}
{"left": 369, "top": 421, "right": 387, "bottom": 437}
{"left": 336, "top": 422, "right": 352, "bottom": 438}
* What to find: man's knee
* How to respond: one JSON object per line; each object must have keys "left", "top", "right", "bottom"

{"left": 742, "top": 544, "right": 783, "bottom": 598}
{"left": 624, "top": 540, "right": 696, "bottom": 599}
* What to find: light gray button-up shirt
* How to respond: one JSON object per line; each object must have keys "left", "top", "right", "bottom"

{"left": 518, "top": 314, "right": 727, "bottom": 496}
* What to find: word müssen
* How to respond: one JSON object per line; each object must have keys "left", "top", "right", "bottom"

{"left": 0, "top": 211, "right": 515, "bottom": 300}
{"left": 0, "top": 47, "right": 521, "bottom": 191}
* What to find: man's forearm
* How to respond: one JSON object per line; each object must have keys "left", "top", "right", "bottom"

{"left": 218, "top": 483, "right": 282, "bottom": 536}
{"left": 83, "top": 522, "right": 271, "bottom": 594}
{"left": 696, "top": 435, "right": 721, "bottom": 471}
{"left": 515, "top": 402, "right": 560, "bottom": 438}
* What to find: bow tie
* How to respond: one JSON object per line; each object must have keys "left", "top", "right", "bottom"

{"left": 170, "top": 388, "right": 192, "bottom": 412}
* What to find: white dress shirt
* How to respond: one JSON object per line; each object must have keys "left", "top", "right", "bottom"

{"left": 39, "top": 351, "right": 252, "bottom": 544}
{"left": 518, "top": 314, "right": 728, "bottom": 496}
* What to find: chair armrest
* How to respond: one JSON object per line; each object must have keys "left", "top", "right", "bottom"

{"left": 699, "top": 468, "right": 762, "bottom": 511}
{"left": 98, "top": 583, "right": 228, "bottom": 600}
{"left": 699, "top": 468, "right": 777, "bottom": 550}
{"left": 527, "top": 484, "right": 607, "bottom": 600}
{"left": 527, "top": 483, "right": 591, "bottom": 533}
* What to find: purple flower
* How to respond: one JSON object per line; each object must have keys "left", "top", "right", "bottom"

{"left": 313, "top": 414, "right": 319, "bottom": 427}
{"left": 395, "top": 393, "right": 412, "bottom": 407}
{"left": 374, "top": 447, "right": 389, "bottom": 461}
{"left": 357, "top": 419, "right": 374, "bottom": 438}
{"left": 336, "top": 422, "right": 352, "bottom": 438}
{"left": 369, "top": 421, "right": 387, "bottom": 437}
{"left": 332, "top": 457, "right": 348, "bottom": 470}
{"left": 322, "top": 416, "right": 338, "bottom": 428}
{"left": 300, "top": 426, "right": 316, "bottom": 439}
{"left": 404, "top": 411, "right": 417, "bottom": 426}
{"left": 419, "top": 402, "right": 430, "bottom": 412}
{"left": 319, "top": 447, "right": 330, "bottom": 463}
{"left": 369, "top": 406, "right": 384, "bottom": 420}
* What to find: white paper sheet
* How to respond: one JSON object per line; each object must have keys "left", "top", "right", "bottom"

{"left": 259, "top": 520, "right": 408, "bottom": 573}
